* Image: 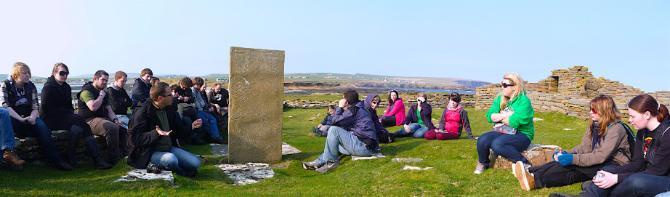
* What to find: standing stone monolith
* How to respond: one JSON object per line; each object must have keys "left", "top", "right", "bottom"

{"left": 228, "top": 47, "right": 284, "bottom": 163}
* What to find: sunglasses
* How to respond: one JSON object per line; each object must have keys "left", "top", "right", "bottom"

{"left": 501, "top": 83, "right": 515, "bottom": 88}
{"left": 58, "top": 71, "right": 69, "bottom": 76}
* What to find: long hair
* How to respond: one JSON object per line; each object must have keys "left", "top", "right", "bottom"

{"left": 387, "top": 90, "right": 400, "bottom": 106}
{"left": 499, "top": 73, "right": 525, "bottom": 109}
{"left": 589, "top": 95, "right": 621, "bottom": 137}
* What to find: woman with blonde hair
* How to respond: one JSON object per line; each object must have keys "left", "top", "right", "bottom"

{"left": 474, "top": 73, "right": 535, "bottom": 175}
{"left": 513, "top": 95, "right": 632, "bottom": 191}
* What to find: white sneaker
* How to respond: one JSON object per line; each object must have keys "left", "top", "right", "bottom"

{"left": 473, "top": 163, "right": 486, "bottom": 175}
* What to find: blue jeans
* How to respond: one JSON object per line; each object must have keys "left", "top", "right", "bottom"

{"left": 0, "top": 109, "right": 15, "bottom": 151}
{"left": 476, "top": 131, "right": 530, "bottom": 166}
{"left": 197, "top": 110, "right": 221, "bottom": 139}
{"left": 151, "top": 147, "right": 201, "bottom": 176}
{"left": 582, "top": 173, "right": 670, "bottom": 197}
{"left": 316, "top": 126, "right": 373, "bottom": 165}
{"left": 12, "top": 117, "right": 61, "bottom": 163}
{"left": 396, "top": 123, "right": 429, "bottom": 138}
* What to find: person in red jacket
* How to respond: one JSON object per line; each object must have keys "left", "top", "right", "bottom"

{"left": 425, "top": 92, "right": 475, "bottom": 140}
{"left": 380, "top": 90, "right": 405, "bottom": 127}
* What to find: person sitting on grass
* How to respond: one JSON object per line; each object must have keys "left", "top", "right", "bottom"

{"left": 313, "top": 105, "right": 336, "bottom": 137}
{"left": 127, "top": 82, "right": 203, "bottom": 177}
{"left": 425, "top": 92, "right": 475, "bottom": 140}
{"left": 1, "top": 62, "right": 72, "bottom": 170}
{"left": 380, "top": 90, "right": 406, "bottom": 127}
{"left": 364, "top": 94, "right": 394, "bottom": 143}
{"left": 41, "top": 63, "right": 111, "bottom": 169}
{"left": 302, "top": 89, "right": 380, "bottom": 173}
{"left": 514, "top": 95, "right": 632, "bottom": 191}
{"left": 393, "top": 93, "right": 436, "bottom": 138}
{"left": 105, "top": 71, "right": 133, "bottom": 129}
{"left": 580, "top": 94, "right": 670, "bottom": 197}
{"left": 474, "top": 73, "right": 535, "bottom": 175}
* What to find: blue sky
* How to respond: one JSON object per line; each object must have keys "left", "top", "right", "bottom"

{"left": 0, "top": 0, "right": 668, "bottom": 91}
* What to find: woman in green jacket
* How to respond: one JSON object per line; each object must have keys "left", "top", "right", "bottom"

{"left": 474, "top": 73, "right": 535, "bottom": 175}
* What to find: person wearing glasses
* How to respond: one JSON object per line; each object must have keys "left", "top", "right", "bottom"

{"left": 381, "top": 90, "right": 406, "bottom": 127}
{"left": 474, "top": 73, "right": 535, "bottom": 175}
{"left": 1, "top": 62, "right": 73, "bottom": 170}
{"left": 513, "top": 95, "right": 632, "bottom": 191}
{"left": 40, "top": 63, "right": 112, "bottom": 169}
{"left": 128, "top": 82, "right": 203, "bottom": 177}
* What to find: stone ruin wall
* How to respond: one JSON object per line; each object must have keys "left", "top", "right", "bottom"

{"left": 475, "top": 66, "right": 669, "bottom": 119}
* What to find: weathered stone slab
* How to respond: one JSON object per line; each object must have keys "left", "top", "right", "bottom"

{"left": 351, "top": 153, "right": 385, "bottom": 161}
{"left": 491, "top": 144, "right": 559, "bottom": 169}
{"left": 115, "top": 169, "right": 174, "bottom": 184}
{"left": 217, "top": 163, "right": 274, "bottom": 185}
{"left": 228, "top": 47, "right": 285, "bottom": 163}
{"left": 211, "top": 142, "right": 300, "bottom": 157}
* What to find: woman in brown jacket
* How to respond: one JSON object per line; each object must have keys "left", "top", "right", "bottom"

{"left": 513, "top": 95, "right": 632, "bottom": 191}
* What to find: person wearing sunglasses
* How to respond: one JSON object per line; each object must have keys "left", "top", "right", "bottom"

{"left": 381, "top": 90, "right": 406, "bottom": 127}
{"left": 514, "top": 95, "right": 633, "bottom": 191}
{"left": 1, "top": 62, "right": 73, "bottom": 170}
{"left": 581, "top": 94, "right": 670, "bottom": 197}
{"left": 474, "top": 73, "right": 535, "bottom": 175}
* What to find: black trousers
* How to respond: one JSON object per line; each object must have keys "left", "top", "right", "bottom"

{"left": 530, "top": 161, "right": 603, "bottom": 188}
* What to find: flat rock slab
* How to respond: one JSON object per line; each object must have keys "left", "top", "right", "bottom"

{"left": 115, "top": 169, "right": 174, "bottom": 184}
{"left": 217, "top": 163, "right": 275, "bottom": 185}
{"left": 351, "top": 153, "right": 385, "bottom": 161}
{"left": 211, "top": 142, "right": 301, "bottom": 157}
{"left": 392, "top": 157, "right": 424, "bottom": 163}
{"left": 402, "top": 165, "right": 433, "bottom": 171}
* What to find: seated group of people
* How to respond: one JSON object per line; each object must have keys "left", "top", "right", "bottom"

{"left": 0, "top": 62, "right": 229, "bottom": 178}
{"left": 306, "top": 73, "right": 670, "bottom": 196}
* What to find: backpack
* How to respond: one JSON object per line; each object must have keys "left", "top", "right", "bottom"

{"left": 618, "top": 121, "right": 636, "bottom": 160}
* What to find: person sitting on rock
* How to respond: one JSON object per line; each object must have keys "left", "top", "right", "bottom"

{"left": 130, "top": 68, "right": 153, "bottom": 109}
{"left": 313, "top": 105, "right": 336, "bottom": 137}
{"left": 393, "top": 93, "right": 436, "bottom": 138}
{"left": 364, "top": 94, "right": 394, "bottom": 143}
{"left": 474, "top": 73, "right": 535, "bottom": 175}
{"left": 41, "top": 63, "right": 111, "bottom": 169}
{"left": 380, "top": 90, "right": 406, "bottom": 127}
{"left": 105, "top": 71, "right": 133, "bottom": 129}
{"left": 581, "top": 94, "right": 670, "bottom": 197}
{"left": 191, "top": 77, "right": 225, "bottom": 144}
{"left": 514, "top": 95, "right": 632, "bottom": 191}
{"left": 1, "top": 62, "right": 72, "bottom": 170}
{"left": 0, "top": 108, "right": 25, "bottom": 169}
{"left": 425, "top": 92, "right": 475, "bottom": 140}
{"left": 127, "top": 82, "right": 203, "bottom": 177}
{"left": 77, "top": 70, "right": 128, "bottom": 164}
{"left": 302, "top": 89, "right": 380, "bottom": 173}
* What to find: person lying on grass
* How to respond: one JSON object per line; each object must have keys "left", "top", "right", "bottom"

{"left": 128, "top": 82, "right": 203, "bottom": 177}
{"left": 302, "top": 89, "right": 380, "bottom": 173}
{"left": 514, "top": 95, "right": 632, "bottom": 191}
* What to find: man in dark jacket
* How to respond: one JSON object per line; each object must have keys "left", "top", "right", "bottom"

{"left": 130, "top": 68, "right": 153, "bottom": 108}
{"left": 105, "top": 71, "right": 133, "bottom": 129}
{"left": 302, "top": 89, "right": 380, "bottom": 173}
{"left": 127, "top": 82, "right": 203, "bottom": 177}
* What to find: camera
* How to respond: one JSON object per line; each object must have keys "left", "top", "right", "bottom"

{"left": 146, "top": 163, "right": 162, "bottom": 174}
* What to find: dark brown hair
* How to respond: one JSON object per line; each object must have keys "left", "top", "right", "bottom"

{"left": 114, "top": 71, "right": 127, "bottom": 80}
{"left": 150, "top": 82, "right": 170, "bottom": 101}
{"left": 628, "top": 94, "right": 668, "bottom": 122}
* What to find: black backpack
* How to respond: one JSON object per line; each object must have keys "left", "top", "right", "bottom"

{"left": 617, "top": 121, "right": 636, "bottom": 160}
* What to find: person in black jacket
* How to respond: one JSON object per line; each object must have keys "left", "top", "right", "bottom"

{"left": 40, "top": 63, "right": 111, "bottom": 169}
{"left": 127, "top": 82, "right": 203, "bottom": 177}
{"left": 582, "top": 94, "right": 670, "bottom": 196}
{"left": 130, "top": 68, "right": 153, "bottom": 109}
{"left": 393, "top": 93, "right": 436, "bottom": 138}
{"left": 105, "top": 71, "right": 133, "bottom": 129}
{"left": 1, "top": 62, "right": 72, "bottom": 170}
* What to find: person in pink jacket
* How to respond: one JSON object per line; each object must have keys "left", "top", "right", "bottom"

{"left": 381, "top": 90, "right": 406, "bottom": 127}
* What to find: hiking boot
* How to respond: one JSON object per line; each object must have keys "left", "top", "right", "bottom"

{"left": 302, "top": 160, "right": 322, "bottom": 170}
{"left": 53, "top": 160, "right": 74, "bottom": 171}
{"left": 473, "top": 162, "right": 487, "bottom": 175}
{"left": 3, "top": 150, "right": 25, "bottom": 167}
{"left": 94, "top": 157, "right": 113, "bottom": 170}
{"left": 315, "top": 160, "right": 339, "bottom": 173}
{"left": 513, "top": 161, "right": 535, "bottom": 191}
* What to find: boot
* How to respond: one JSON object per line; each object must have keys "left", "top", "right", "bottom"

{"left": 93, "top": 156, "right": 113, "bottom": 170}
{"left": 3, "top": 150, "right": 25, "bottom": 167}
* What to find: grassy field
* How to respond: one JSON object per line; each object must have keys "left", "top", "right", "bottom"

{"left": 0, "top": 98, "right": 594, "bottom": 196}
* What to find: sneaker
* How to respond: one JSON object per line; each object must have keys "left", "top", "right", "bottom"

{"left": 302, "top": 160, "right": 322, "bottom": 170}
{"left": 3, "top": 150, "right": 25, "bottom": 167}
{"left": 473, "top": 163, "right": 487, "bottom": 175}
{"left": 513, "top": 161, "right": 535, "bottom": 191}
{"left": 315, "top": 160, "right": 340, "bottom": 173}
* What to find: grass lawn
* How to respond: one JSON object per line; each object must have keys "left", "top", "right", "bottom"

{"left": 0, "top": 102, "right": 594, "bottom": 196}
